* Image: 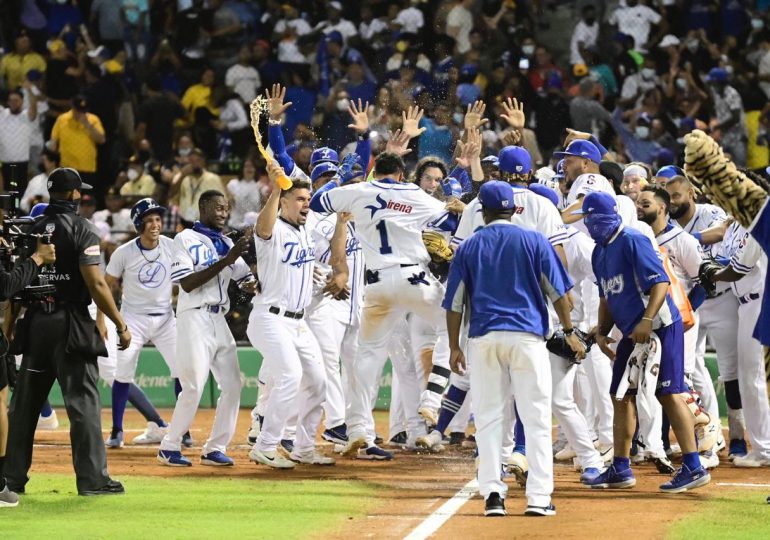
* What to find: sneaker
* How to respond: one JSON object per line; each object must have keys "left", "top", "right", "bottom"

{"left": 133, "top": 422, "right": 167, "bottom": 445}
{"left": 733, "top": 451, "right": 770, "bottom": 468}
{"left": 279, "top": 439, "right": 294, "bottom": 455}
{"left": 448, "top": 432, "right": 465, "bottom": 446}
{"left": 388, "top": 431, "right": 407, "bottom": 448}
{"left": 182, "top": 431, "right": 194, "bottom": 448}
{"left": 505, "top": 452, "right": 528, "bottom": 488}
{"left": 631, "top": 452, "right": 645, "bottom": 465}
{"left": 105, "top": 429, "right": 124, "bottom": 449}
{"left": 289, "top": 450, "right": 336, "bottom": 466}
{"left": 665, "top": 444, "right": 681, "bottom": 458}
{"left": 552, "top": 438, "right": 568, "bottom": 455}
{"left": 0, "top": 486, "right": 19, "bottom": 508}
{"left": 247, "top": 415, "right": 263, "bottom": 445}
{"left": 418, "top": 406, "right": 438, "bottom": 426}
{"left": 249, "top": 448, "right": 295, "bottom": 469}
{"left": 598, "top": 445, "right": 613, "bottom": 464}
{"left": 415, "top": 430, "right": 444, "bottom": 452}
{"left": 461, "top": 435, "right": 477, "bottom": 449}
{"left": 716, "top": 434, "right": 726, "bottom": 453}
{"left": 660, "top": 464, "right": 711, "bottom": 493}
{"left": 554, "top": 445, "right": 576, "bottom": 461}
{"left": 78, "top": 479, "right": 125, "bottom": 496}
{"left": 157, "top": 450, "right": 192, "bottom": 467}
{"left": 36, "top": 411, "right": 59, "bottom": 431}
{"left": 321, "top": 424, "right": 348, "bottom": 445}
{"left": 342, "top": 434, "right": 368, "bottom": 457}
{"left": 356, "top": 445, "right": 393, "bottom": 461}
{"left": 699, "top": 451, "right": 720, "bottom": 470}
{"left": 484, "top": 492, "right": 506, "bottom": 517}
{"left": 651, "top": 455, "right": 677, "bottom": 474}
{"left": 580, "top": 467, "right": 603, "bottom": 484}
{"left": 201, "top": 451, "right": 234, "bottom": 466}
{"left": 585, "top": 465, "right": 636, "bottom": 489}
{"left": 728, "top": 439, "right": 748, "bottom": 461}
{"left": 696, "top": 417, "right": 720, "bottom": 451}
{"left": 525, "top": 503, "right": 556, "bottom": 517}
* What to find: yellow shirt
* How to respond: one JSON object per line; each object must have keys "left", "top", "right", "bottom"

{"left": 180, "top": 84, "right": 219, "bottom": 125}
{"left": 0, "top": 52, "right": 46, "bottom": 89}
{"left": 120, "top": 173, "right": 157, "bottom": 198}
{"left": 51, "top": 110, "right": 105, "bottom": 173}
{"left": 178, "top": 171, "right": 224, "bottom": 222}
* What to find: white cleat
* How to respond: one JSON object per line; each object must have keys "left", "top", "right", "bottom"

{"left": 732, "top": 452, "right": 770, "bottom": 468}
{"left": 554, "top": 445, "right": 576, "bottom": 461}
{"left": 341, "top": 435, "right": 368, "bottom": 457}
{"left": 249, "top": 448, "right": 295, "bottom": 469}
{"left": 414, "top": 430, "right": 444, "bottom": 452}
{"left": 598, "top": 445, "right": 613, "bottom": 464}
{"left": 289, "top": 450, "right": 336, "bottom": 466}
{"left": 247, "top": 416, "right": 262, "bottom": 445}
{"left": 699, "top": 451, "right": 720, "bottom": 470}
{"left": 505, "top": 452, "right": 528, "bottom": 487}
{"left": 418, "top": 407, "right": 438, "bottom": 426}
{"left": 132, "top": 421, "right": 167, "bottom": 445}
{"left": 36, "top": 411, "right": 59, "bottom": 431}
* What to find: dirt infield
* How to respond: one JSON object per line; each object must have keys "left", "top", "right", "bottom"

{"left": 27, "top": 409, "right": 770, "bottom": 540}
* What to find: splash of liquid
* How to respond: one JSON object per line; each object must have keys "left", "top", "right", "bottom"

{"left": 250, "top": 96, "right": 293, "bottom": 190}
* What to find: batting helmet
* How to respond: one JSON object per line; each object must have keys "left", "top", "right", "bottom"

{"left": 310, "top": 147, "right": 339, "bottom": 168}
{"left": 131, "top": 198, "right": 166, "bottom": 232}
{"left": 30, "top": 203, "right": 48, "bottom": 217}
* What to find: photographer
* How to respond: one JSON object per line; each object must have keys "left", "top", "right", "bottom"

{"left": 3, "top": 168, "right": 131, "bottom": 503}
{"left": 0, "top": 226, "right": 56, "bottom": 508}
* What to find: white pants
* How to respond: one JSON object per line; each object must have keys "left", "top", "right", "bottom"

{"left": 470, "top": 331, "right": 553, "bottom": 507}
{"left": 697, "top": 292, "right": 739, "bottom": 381}
{"left": 388, "top": 318, "right": 411, "bottom": 437}
{"left": 550, "top": 353, "right": 603, "bottom": 469}
{"left": 581, "top": 283, "right": 614, "bottom": 446}
{"left": 248, "top": 305, "right": 326, "bottom": 454}
{"left": 347, "top": 265, "right": 444, "bottom": 444}
{"left": 306, "top": 299, "right": 359, "bottom": 430}
{"left": 115, "top": 311, "right": 177, "bottom": 383}
{"left": 160, "top": 309, "right": 242, "bottom": 454}
{"left": 686, "top": 313, "right": 720, "bottom": 425}
{"left": 737, "top": 296, "right": 770, "bottom": 458}
{"left": 411, "top": 313, "right": 451, "bottom": 411}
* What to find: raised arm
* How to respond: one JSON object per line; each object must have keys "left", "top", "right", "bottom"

{"left": 265, "top": 84, "right": 295, "bottom": 175}
{"left": 255, "top": 160, "right": 285, "bottom": 240}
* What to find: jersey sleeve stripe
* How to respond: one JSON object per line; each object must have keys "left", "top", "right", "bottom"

{"left": 730, "top": 259, "right": 753, "bottom": 274}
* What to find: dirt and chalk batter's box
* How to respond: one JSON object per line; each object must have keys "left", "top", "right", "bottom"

{"left": 47, "top": 348, "right": 720, "bottom": 414}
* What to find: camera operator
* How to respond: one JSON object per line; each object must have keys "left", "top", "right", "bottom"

{"left": 0, "top": 227, "right": 56, "bottom": 508}
{"left": 3, "top": 168, "right": 132, "bottom": 503}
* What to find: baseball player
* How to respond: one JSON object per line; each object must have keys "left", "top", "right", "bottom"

{"left": 580, "top": 192, "right": 710, "bottom": 493}
{"left": 664, "top": 175, "right": 747, "bottom": 458}
{"left": 444, "top": 180, "right": 583, "bottom": 517}
{"left": 248, "top": 162, "right": 332, "bottom": 469}
{"left": 157, "top": 190, "right": 253, "bottom": 467}
{"left": 310, "top": 152, "right": 457, "bottom": 457}
{"left": 105, "top": 199, "right": 179, "bottom": 447}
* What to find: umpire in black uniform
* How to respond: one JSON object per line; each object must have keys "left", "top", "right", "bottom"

{"left": 4, "top": 168, "right": 133, "bottom": 498}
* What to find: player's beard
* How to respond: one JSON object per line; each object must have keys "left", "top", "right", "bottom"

{"left": 669, "top": 201, "right": 690, "bottom": 219}
{"left": 638, "top": 209, "right": 658, "bottom": 225}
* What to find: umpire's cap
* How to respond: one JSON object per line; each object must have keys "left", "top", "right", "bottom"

{"left": 131, "top": 198, "right": 166, "bottom": 231}
{"left": 46, "top": 167, "right": 93, "bottom": 192}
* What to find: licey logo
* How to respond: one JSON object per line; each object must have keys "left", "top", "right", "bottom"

{"left": 600, "top": 274, "right": 624, "bottom": 295}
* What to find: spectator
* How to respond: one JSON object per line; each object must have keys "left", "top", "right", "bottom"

{"left": 90, "top": 0, "right": 124, "bottom": 54}
{"left": 344, "top": 57, "right": 377, "bottom": 105}
{"left": 529, "top": 45, "right": 566, "bottom": 93}
{"left": 49, "top": 94, "right": 105, "bottom": 187}
{"left": 0, "top": 84, "right": 37, "bottom": 191}
{"left": 417, "top": 103, "right": 457, "bottom": 164}
{"left": 21, "top": 148, "right": 58, "bottom": 213}
{"left": 322, "top": 2, "right": 358, "bottom": 44}
{"left": 609, "top": 0, "right": 666, "bottom": 53}
{"left": 757, "top": 33, "right": 770, "bottom": 101}
{"left": 359, "top": 5, "right": 389, "bottom": 50}
{"left": 620, "top": 163, "right": 649, "bottom": 201}
{"left": 253, "top": 39, "right": 281, "bottom": 90}
{"left": 225, "top": 45, "right": 261, "bottom": 105}
{"left": 120, "top": 0, "right": 150, "bottom": 62}
{"left": 181, "top": 68, "right": 219, "bottom": 128}
{"left": 173, "top": 148, "right": 225, "bottom": 225}
{"left": 533, "top": 72, "right": 571, "bottom": 159}
{"left": 570, "top": 78, "right": 611, "bottom": 134}
{"left": 706, "top": 67, "right": 747, "bottom": 166}
{"left": 446, "top": 0, "right": 474, "bottom": 54}
{"left": 570, "top": 4, "right": 599, "bottom": 66}
{"left": 94, "top": 186, "right": 133, "bottom": 246}
{"left": 0, "top": 29, "right": 46, "bottom": 91}
{"left": 393, "top": 0, "right": 425, "bottom": 35}
{"left": 619, "top": 56, "right": 659, "bottom": 108}
{"left": 119, "top": 155, "right": 157, "bottom": 202}
{"left": 135, "top": 76, "right": 186, "bottom": 162}
{"left": 273, "top": 3, "right": 312, "bottom": 38}
{"left": 227, "top": 157, "right": 262, "bottom": 230}
{"left": 611, "top": 109, "right": 661, "bottom": 164}
{"left": 612, "top": 32, "right": 641, "bottom": 85}
{"left": 583, "top": 47, "right": 618, "bottom": 98}
{"left": 217, "top": 90, "right": 251, "bottom": 157}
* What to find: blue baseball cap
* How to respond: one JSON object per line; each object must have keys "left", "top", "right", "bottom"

{"left": 498, "top": 146, "right": 532, "bottom": 174}
{"left": 554, "top": 158, "right": 565, "bottom": 178}
{"left": 655, "top": 165, "right": 685, "bottom": 179}
{"left": 310, "top": 146, "right": 339, "bottom": 167}
{"left": 481, "top": 155, "right": 499, "bottom": 167}
{"left": 552, "top": 140, "right": 601, "bottom": 164}
{"left": 30, "top": 202, "right": 48, "bottom": 217}
{"left": 311, "top": 162, "right": 339, "bottom": 182}
{"left": 706, "top": 67, "right": 728, "bottom": 83}
{"left": 479, "top": 181, "right": 515, "bottom": 210}
{"left": 528, "top": 183, "right": 559, "bottom": 208}
{"left": 571, "top": 191, "right": 618, "bottom": 216}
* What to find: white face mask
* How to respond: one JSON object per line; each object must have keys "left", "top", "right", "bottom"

{"left": 641, "top": 68, "right": 655, "bottom": 79}
{"left": 635, "top": 126, "right": 650, "bottom": 139}
{"left": 752, "top": 18, "right": 764, "bottom": 30}
{"left": 522, "top": 45, "right": 535, "bottom": 56}
{"left": 127, "top": 168, "right": 140, "bottom": 181}
{"left": 178, "top": 147, "right": 192, "bottom": 156}
{"left": 336, "top": 98, "right": 349, "bottom": 112}
{"left": 676, "top": 77, "right": 688, "bottom": 90}
{"left": 452, "top": 112, "right": 464, "bottom": 124}
{"left": 686, "top": 39, "right": 698, "bottom": 52}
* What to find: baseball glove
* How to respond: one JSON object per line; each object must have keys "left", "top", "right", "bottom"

{"left": 698, "top": 258, "right": 723, "bottom": 296}
{"left": 423, "top": 230, "right": 453, "bottom": 264}
{"left": 546, "top": 328, "right": 594, "bottom": 364}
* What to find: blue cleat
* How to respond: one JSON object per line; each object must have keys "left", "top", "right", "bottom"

{"left": 182, "top": 431, "right": 194, "bottom": 448}
{"left": 356, "top": 445, "right": 393, "bottom": 461}
{"left": 321, "top": 424, "right": 348, "bottom": 445}
{"left": 201, "top": 451, "right": 234, "bottom": 466}
{"left": 580, "top": 467, "right": 603, "bottom": 484}
{"left": 280, "top": 439, "right": 294, "bottom": 454}
{"left": 585, "top": 465, "right": 636, "bottom": 489}
{"left": 660, "top": 464, "right": 711, "bottom": 493}
{"left": 157, "top": 450, "right": 192, "bottom": 467}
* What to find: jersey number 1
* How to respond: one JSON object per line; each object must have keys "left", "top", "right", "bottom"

{"left": 376, "top": 220, "right": 392, "bottom": 254}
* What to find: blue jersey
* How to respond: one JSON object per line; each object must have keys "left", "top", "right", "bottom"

{"left": 442, "top": 220, "right": 572, "bottom": 339}
{"left": 749, "top": 199, "right": 770, "bottom": 345}
{"left": 592, "top": 226, "right": 680, "bottom": 336}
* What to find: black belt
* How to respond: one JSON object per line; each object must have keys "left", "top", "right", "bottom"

{"left": 268, "top": 306, "right": 304, "bottom": 319}
{"left": 400, "top": 264, "right": 417, "bottom": 268}
{"left": 738, "top": 292, "right": 760, "bottom": 305}
{"left": 148, "top": 312, "right": 169, "bottom": 317}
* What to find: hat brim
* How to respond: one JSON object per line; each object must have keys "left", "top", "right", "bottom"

{"left": 570, "top": 209, "right": 589, "bottom": 215}
{"left": 80, "top": 181, "right": 94, "bottom": 190}
{"left": 552, "top": 151, "right": 577, "bottom": 160}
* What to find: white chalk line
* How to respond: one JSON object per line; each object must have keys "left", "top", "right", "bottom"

{"left": 716, "top": 482, "right": 770, "bottom": 488}
{"left": 403, "top": 478, "right": 478, "bottom": 540}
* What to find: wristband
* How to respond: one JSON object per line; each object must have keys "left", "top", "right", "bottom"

{"left": 357, "top": 130, "right": 370, "bottom": 141}
{"left": 268, "top": 118, "right": 282, "bottom": 126}
{"left": 563, "top": 327, "right": 575, "bottom": 336}
{"left": 641, "top": 317, "right": 654, "bottom": 323}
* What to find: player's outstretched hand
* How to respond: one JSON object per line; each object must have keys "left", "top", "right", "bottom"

{"left": 464, "top": 100, "right": 487, "bottom": 130}
{"left": 501, "top": 129, "right": 521, "bottom": 146}
{"left": 564, "top": 127, "right": 591, "bottom": 146}
{"left": 266, "top": 83, "right": 292, "bottom": 120}
{"left": 225, "top": 236, "right": 250, "bottom": 264}
{"left": 401, "top": 106, "right": 426, "bottom": 139}
{"left": 449, "top": 347, "right": 466, "bottom": 375}
{"left": 500, "top": 97, "right": 525, "bottom": 131}
{"left": 385, "top": 128, "right": 412, "bottom": 156}
{"left": 347, "top": 98, "right": 370, "bottom": 133}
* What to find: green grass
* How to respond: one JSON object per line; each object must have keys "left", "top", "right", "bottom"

{"left": 2, "top": 474, "right": 376, "bottom": 539}
{"left": 668, "top": 490, "right": 770, "bottom": 539}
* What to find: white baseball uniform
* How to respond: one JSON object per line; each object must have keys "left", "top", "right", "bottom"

{"left": 248, "top": 217, "right": 326, "bottom": 456}
{"left": 160, "top": 228, "right": 251, "bottom": 455}
{"left": 105, "top": 237, "right": 177, "bottom": 384}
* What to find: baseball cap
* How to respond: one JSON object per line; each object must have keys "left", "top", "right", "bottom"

{"left": 47, "top": 167, "right": 93, "bottom": 192}
{"left": 679, "top": 117, "right": 696, "bottom": 131}
{"left": 659, "top": 35, "right": 680, "bottom": 48}
{"left": 310, "top": 146, "right": 339, "bottom": 167}
{"left": 572, "top": 63, "right": 588, "bottom": 78}
{"left": 655, "top": 165, "right": 685, "bottom": 179}
{"left": 600, "top": 161, "right": 624, "bottom": 191}
{"left": 30, "top": 203, "right": 48, "bottom": 217}
{"left": 656, "top": 147, "right": 675, "bottom": 166}
{"left": 706, "top": 67, "right": 728, "bottom": 83}
{"left": 481, "top": 155, "right": 500, "bottom": 167}
{"left": 552, "top": 140, "right": 601, "bottom": 164}
{"left": 498, "top": 146, "right": 532, "bottom": 174}
{"left": 528, "top": 183, "right": 559, "bottom": 208}
{"left": 311, "top": 162, "right": 339, "bottom": 182}
{"left": 329, "top": 1, "right": 342, "bottom": 11}
{"left": 479, "top": 181, "right": 515, "bottom": 210}
{"left": 571, "top": 191, "right": 618, "bottom": 216}
{"left": 327, "top": 30, "right": 344, "bottom": 45}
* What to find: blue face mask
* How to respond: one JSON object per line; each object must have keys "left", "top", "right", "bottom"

{"left": 585, "top": 213, "right": 621, "bottom": 245}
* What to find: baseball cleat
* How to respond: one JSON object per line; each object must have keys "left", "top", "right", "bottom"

{"left": 715, "top": 434, "right": 726, "bottom": 453}
{"left": 133, "top": 421, "right": 167, "bottom": 445}
{"left": 461, "top": 434, "right": 477, "bottom": 449}
{"left": 732, "top": 452, "right": 770, "bottom": 468}
{"left": 289, "top": 450, "right": 336, "bottom": 466}
{"left": 78, "top": 479, "right": 125, "bottom": 497}
{"left": 580, "top": 467, "right": 603, "bottom": 484}
{"left": 279, "top": 439, "right": 295, "bottom": 455}
{"left": 157, "top": 450, "right": 192, "bottom": 467}
{"left": 342, "top": 435, "right": 368, "bottom": 457}
{"left": 651, "top": 455, "right": 677, "bottom": 474}
{"left": 36, "top": 411, "right": 59, "bottom": 431}
{"left": 598, "top": 444, "right": 613, "bottom": 464}
{"left": 321, "top": 424, "right": 349, "bottom": 445}
{"left": 200, "top": 451, "right": 234, "bottom": 466}
{"left": 696, "top": 416, "right": 720, "bottom": 451}
{"left": 484, "top": 492, "right": 506, "bottom": 517}
{"left": 554, "top": 445, "right": 576, "bottom": 461}
{"left": 374, "top": 434, "right": 384, "bottom": 445}
{"left": 182, "top": 431, "right": 194, "bottom": 448}
{"left": 356, "top": 445, "right": 393, "bottom": 461}
{"left": 659, "top": 464, "right": 710, "bottom": 493}
{"left": 388, "top": 431, "right": 407, "bottom": 448}
{"left": 665, "top": 444, "right": 681, "bottom": 458}
{"left": 249, "top": 448, "right": 295, "bottom": 469}
{"left": 525, "top": 503, "right": 556, "bottom": 517}
{"left": 698, "top": 451, "right": 719, "bottom": 470}
{"left": 728, "top": 439, "right": 748, "bottom": 461}
{"left": 585, "top": 465, "right": 636, "bottom": 489}
{"left": 105, "top": 429, "right": 124, "bottom": 449}
{"left": 0, "top": 486, "right": 19, "bottom": 508}
{"left": 418, "top": 407, "right": 438, "bottom": 426}
{"left": 247, "top": 415, "right": 263, "bottom": 445}
{"left": 505, "top": 452, "right": 528, "bottom": 487}
{"left": 414, "top": 430, "right": 444, "bottom": 452}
